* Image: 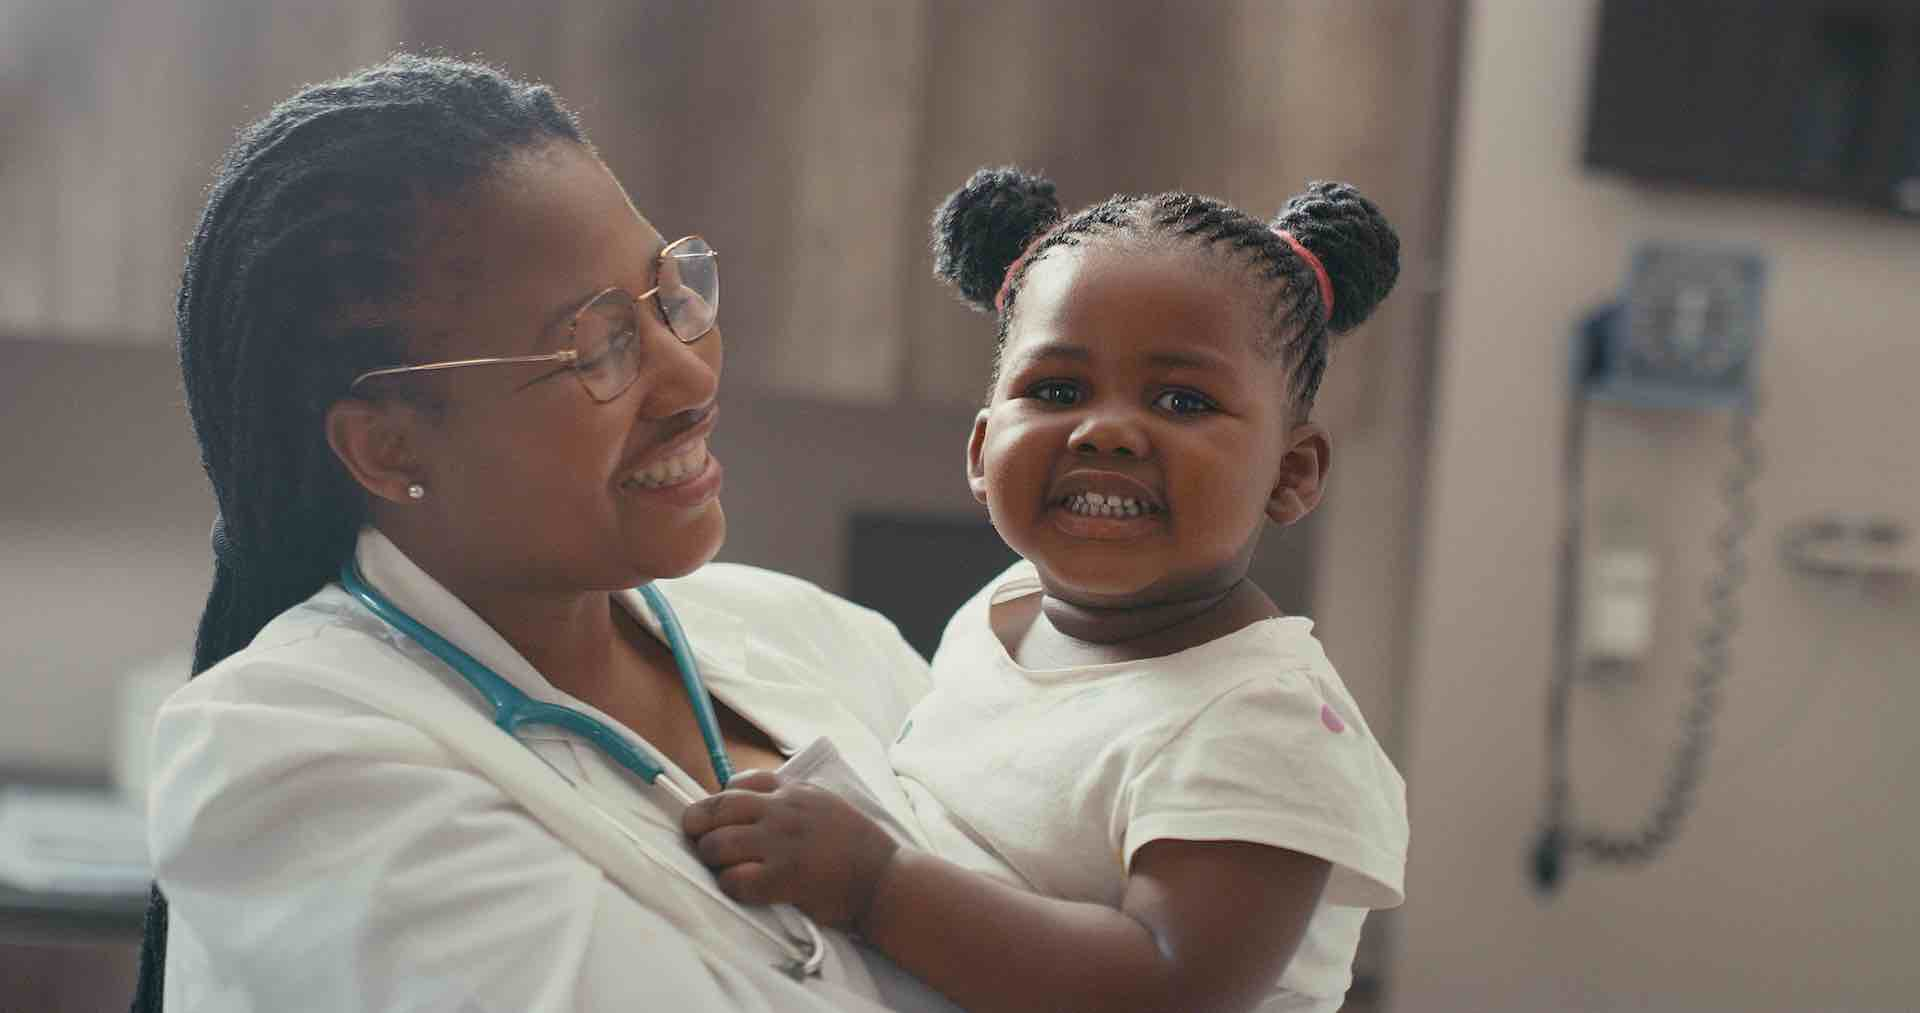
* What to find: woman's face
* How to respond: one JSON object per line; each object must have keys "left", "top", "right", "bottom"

{"left": 384, "top": 141, "right": 726, "bottom": 592}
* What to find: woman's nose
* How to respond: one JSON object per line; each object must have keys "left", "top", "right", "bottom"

{"left": 637, "top": 325, "right": 723, "bottom": 417}
{"left": 1068, "top": 406, "right": 1149, "bottom": 458}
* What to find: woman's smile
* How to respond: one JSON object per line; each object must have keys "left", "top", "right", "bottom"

{"left": 617, "top": 437, "right": 723, "bottom": 505}
{"left": 615, "top": 407, "right": 725, "bottom": 507}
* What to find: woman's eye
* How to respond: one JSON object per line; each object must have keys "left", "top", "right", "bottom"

{"left": 1153, "top": 389, "right": 1216, "bottom": 415}
{"left": 579, "top": 328, "right": 636, "bottom": 371}
{"left": 1027, "top": 380, "right": 1082, "bottom": 406}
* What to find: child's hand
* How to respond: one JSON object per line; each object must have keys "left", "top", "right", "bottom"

{"left": 681, "top": 769, "right": 900, "bottom": 931}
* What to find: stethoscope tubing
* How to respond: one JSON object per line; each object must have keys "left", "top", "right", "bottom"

{"left": 341, "top": 560, "right": 681, "bottom": 783}
{"left": 637, "top": 582, "right": 735, "bottom": 787}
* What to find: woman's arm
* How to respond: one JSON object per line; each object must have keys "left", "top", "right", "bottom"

{"left": 684, "top": 773, "right": 1331, "bottom": 1013}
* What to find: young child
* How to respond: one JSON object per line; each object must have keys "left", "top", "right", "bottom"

{"left": 684, "top": 168, "right": 1409, "bottom": 1013}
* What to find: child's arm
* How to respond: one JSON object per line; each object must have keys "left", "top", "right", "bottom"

{"left": 683, "top": 770, "right": 1331, "bottom": 1013}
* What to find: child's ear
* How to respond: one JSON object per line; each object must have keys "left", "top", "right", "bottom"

{"left": 965, "top": 409, "right": 992, "bottom": 505}
{"left": 326, "top": 396, "right": 432, "bottom": 506}
{"left": 1267, "top": 422, "right": 1330, "bottom": 526}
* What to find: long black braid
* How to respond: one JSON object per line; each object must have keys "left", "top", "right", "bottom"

{"left": 134, "top": 54, "right": 585, "bottom": 1012}
{"left": 931, "top": 167, "right": 1400, "bottom": 415}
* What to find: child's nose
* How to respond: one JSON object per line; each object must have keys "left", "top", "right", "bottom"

{"left": 1068, "top": 409, "right": 1150, "bottom": 459}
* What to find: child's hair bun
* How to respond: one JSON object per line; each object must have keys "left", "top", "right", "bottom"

{"left": 931, "top": 166, "right": 1062, "bottom": 313}
{"left": 1272, "top": 181, "right": 1401, "bottom": 335}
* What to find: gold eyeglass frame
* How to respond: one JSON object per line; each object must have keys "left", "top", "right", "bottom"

{"left": 347, "top": 235, "right": 718, "bottom": 403}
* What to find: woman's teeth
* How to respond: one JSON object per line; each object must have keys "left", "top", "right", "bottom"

{"left": 1060, "top": 492, "right": 1160, "bottom": 518}
{"left": 623, "top": 441, "right": 708, "bottom": 490}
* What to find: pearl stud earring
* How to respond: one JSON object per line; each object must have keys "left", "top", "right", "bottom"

{"left": 406, "top": 483, "right": 426, "bottom": 500}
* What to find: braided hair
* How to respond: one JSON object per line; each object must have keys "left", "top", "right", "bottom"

{"left": 134, "top": 54, "right": 585, "bottom": 1012}
{"left": 931, "top": 167, "right": 1400, "bottom": 416}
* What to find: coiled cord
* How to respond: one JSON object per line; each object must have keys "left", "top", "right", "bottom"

{"left": 1535, "top": 401, "right": 1760, "bottom": 889}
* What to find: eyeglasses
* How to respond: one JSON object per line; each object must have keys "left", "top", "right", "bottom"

{"left": 349, "top": 235, "right": 719, "bottom": 403}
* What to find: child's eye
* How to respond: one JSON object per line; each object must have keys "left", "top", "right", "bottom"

{"left": 1153, "top": 389, "right": 1217, "bottom": 415}
{"left": 1026, "top": 380, "right": 1083, "bottom": 406}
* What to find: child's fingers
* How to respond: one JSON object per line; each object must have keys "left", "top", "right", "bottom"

{"left": 693, "top": 824, "right": 766, "bottom": 869}
{"left": 681, "top": 787, "right": 771, "bottom": 836}
{"left": 715, "top": 860, "right": 773, "bottom": 905}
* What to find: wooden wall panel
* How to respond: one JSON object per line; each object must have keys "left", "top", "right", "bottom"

{"left": 763, "top": 0, "right": 929, "bottom": 402}
{"left": 2, "top": 0, "right": 1447, "bottom": 407}
{"left": 0, "top": 0, "right": 403, "bottom": 344}
{"left": 900, "top": 0, "right": 1245, "bottom": 405}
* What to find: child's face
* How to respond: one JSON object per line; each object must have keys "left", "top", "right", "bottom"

{"left": 968, "top": 243, "right": 1327, "bottom": 609}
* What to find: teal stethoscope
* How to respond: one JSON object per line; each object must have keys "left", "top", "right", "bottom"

{"left": 337, "top": 559, "right": 829, "bottom": 980}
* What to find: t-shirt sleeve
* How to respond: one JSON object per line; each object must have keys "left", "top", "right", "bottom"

{"left": 1119, "top": 671, "right": 1408, "bottom": 909}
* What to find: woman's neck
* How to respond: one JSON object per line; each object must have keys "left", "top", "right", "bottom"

{"left": 380, "top": 527, "right": 629, "bottom": 694}
{"left": 455, "top": 581, "right": 626, "bottom": 692}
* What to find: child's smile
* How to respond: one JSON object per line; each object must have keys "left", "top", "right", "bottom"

{"left": 1049, "top": 468, "right": 1166, "bottom": 539}
{"left": 968, "top": 243, "right": 1320, "bottom": 613}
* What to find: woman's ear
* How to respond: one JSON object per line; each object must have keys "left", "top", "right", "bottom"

{"left": 965, "top": 409, "right": 991, "bottom": 505}
{"left": 325, "top": 397, "right": 430, "bottom": 506}
{"left": 1267, "top": 422, "right": 1330, "bottom": 526}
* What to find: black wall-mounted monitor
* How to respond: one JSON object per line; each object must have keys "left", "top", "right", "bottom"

{"left": 1584, "top": 0, "right": 1920, "bottom": 217}
{"left": 846, "top": 513, "right": 1018, "bottom": 660}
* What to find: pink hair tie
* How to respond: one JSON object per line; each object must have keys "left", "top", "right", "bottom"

{"left": 993, "top": 245, "right": 1034, "bottom": 313}
{"left": 1273, "top": 228, "right": 1334, "bottom": 322}
{"left": 994, "top": 230, "right": 1051, "bottom": 313}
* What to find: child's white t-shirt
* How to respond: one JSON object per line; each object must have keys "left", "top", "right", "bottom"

{"left": 890, "top": 560, "right": 1408, "bottom": 1012}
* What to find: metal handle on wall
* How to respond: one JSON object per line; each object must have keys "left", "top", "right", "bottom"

{"left": 1781, "top": 516, "right": 1913, "bottom": 581}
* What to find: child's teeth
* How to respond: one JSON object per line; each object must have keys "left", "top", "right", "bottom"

{"left": 1062, "top": 492, "right": 1156, "bottom": 517}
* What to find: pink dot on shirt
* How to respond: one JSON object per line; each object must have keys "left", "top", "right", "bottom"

{"left": 1320, "top": 703, "right": 1346, "bottom": 733}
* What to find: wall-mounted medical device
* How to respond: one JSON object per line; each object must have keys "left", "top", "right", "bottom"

{"left": 1533, "top": 243, "right": 1767, "bottom": 893}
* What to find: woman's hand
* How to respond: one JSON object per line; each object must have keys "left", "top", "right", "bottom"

{"left": 682, "top": 770, "right": 900, "bottom": 931}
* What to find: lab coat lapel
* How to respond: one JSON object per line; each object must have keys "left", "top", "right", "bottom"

{"left": 620, "top": 585, "right": 827, "bottom": 757}
{"left": 286, "top": 596, "right": 840, "bottom": 979}
{"left": 630, "top": 586, "right": 929, "bottom": 849}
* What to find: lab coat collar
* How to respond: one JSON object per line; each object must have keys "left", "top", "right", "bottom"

{"left": 615, "top": 586, "right": 749, "bottom": 724}
{"left": 618, "top": 583, "right": 821, "bottom": 760}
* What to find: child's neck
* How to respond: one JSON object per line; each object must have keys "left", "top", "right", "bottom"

{"left": 997, "top": 579, "right": 1281, "bottom": 669}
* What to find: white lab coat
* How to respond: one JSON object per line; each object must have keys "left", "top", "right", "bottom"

{"left": 148, "top": 528, "right": 956, "bottom": 1011}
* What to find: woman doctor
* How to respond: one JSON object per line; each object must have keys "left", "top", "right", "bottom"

{"left": 134, "top": 56, "right": 953, "bottom": 1012}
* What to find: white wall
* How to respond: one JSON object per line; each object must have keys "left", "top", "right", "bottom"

{"left": 1392, "top": 2, "right": 1920, "bottom": 1010}
{"left": 0, "top": 340, "right": 208, "bottom": 770}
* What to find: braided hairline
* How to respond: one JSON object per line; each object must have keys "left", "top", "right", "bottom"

{"left": 184, "top": 68, "right": 582, "bottom": 574}
{"left": 992, "top": 192, "right": 1331, "bottom": 414}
